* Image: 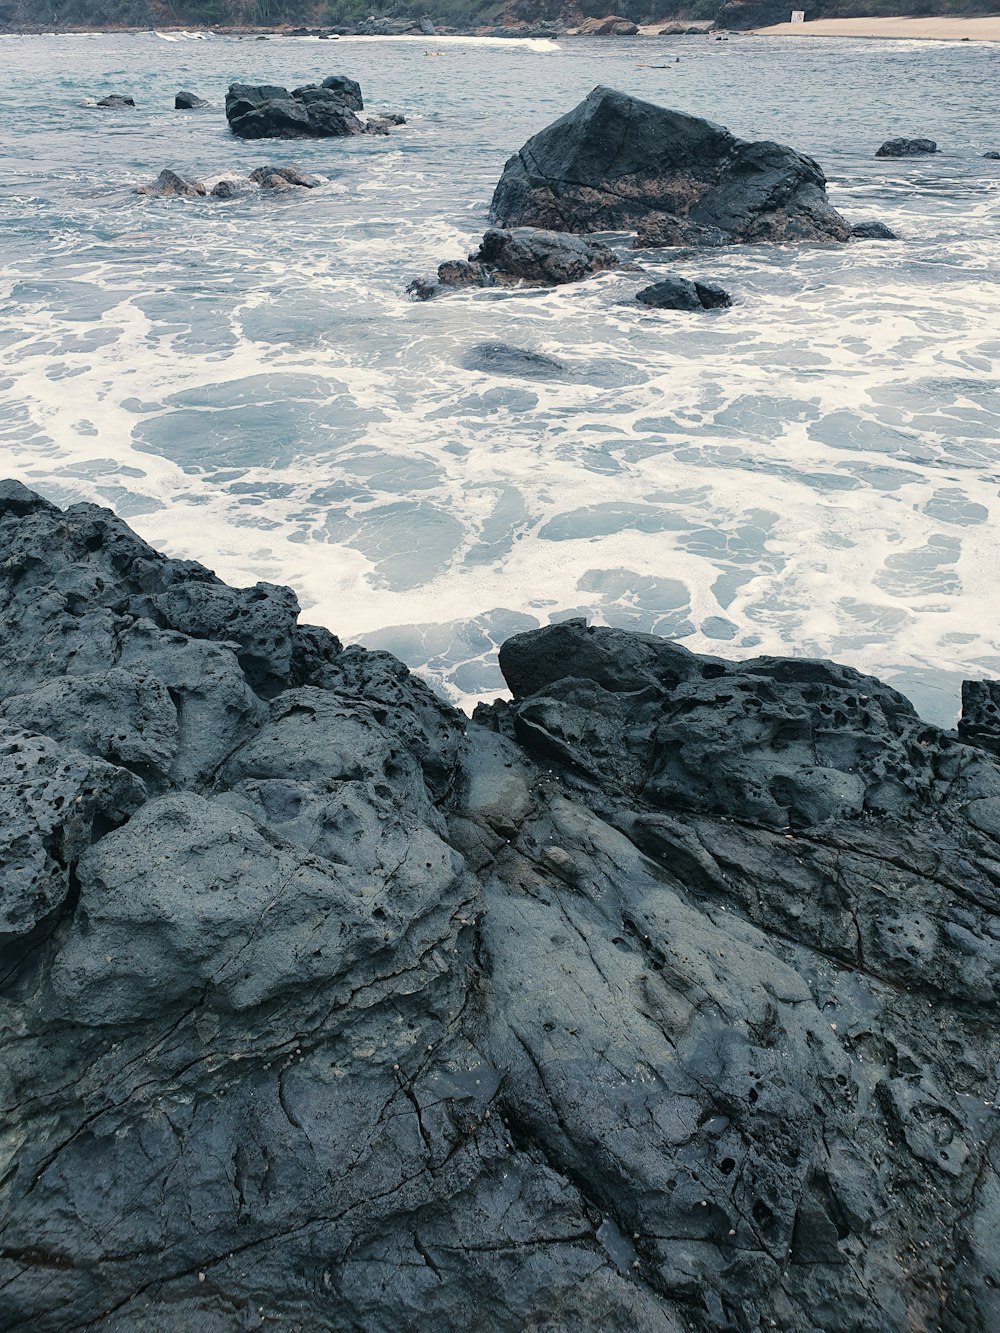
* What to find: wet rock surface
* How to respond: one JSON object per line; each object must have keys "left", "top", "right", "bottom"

{"left": 226, "top": 77, "right": 373, "bottom": 140}
{"left": 636, "top": 275, "right": 732, "bottom": 310}
{"left": 134, "top": 168, "right": 206, "bottom": 198}
{"left": 0, "top": 483, "right": 998, "bottom": 1333}
{"left": 876, "top": 137, "right": 938, "bottom": 158}
{"left": 489, "top": 86, "right": 852, "bottom": 246}
{"left": 95, "top": 93, "right": 135, "bottom": 108}
{"left": 412, "top": 225, "right": 632, "bottom": 297}
{"left": 175, "top": 89, "right": 208, "bottom": 109}
{"left": 850, "top": 219, "right": 899, "bottom": 239}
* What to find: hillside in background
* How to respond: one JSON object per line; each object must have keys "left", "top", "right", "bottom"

{"left": 2, "top": 0, "right": 998, "bottom": 33}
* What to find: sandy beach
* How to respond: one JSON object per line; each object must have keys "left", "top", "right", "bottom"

{"left": 751, "top": 15, "right": 1000, "bottom": 40}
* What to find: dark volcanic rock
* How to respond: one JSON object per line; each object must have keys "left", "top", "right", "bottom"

{"left": 248, "top": 163, "right": 321, "bottom": 188}
{"left": 489, "top": 86, "right": 851, "bottom": 246}
{"left": 210, "top": 178, "right": 248, "bottom": 199}
{"left": 95, "top": 93, "right": 135, "bottom": 108}
{"left": 851, "top": 220, "right": 899, "bottom": 239}
{"left": 134, "top": 168, "right": 206, "bottom": 199}
{"left": 876, "top": 137, "right": 938, "bottom": 158}
{"left": 413, "top": 226, "right": 631, "bottom": 297}
{"left": 175, "top": 89, "right": 208, "bottom": 109}
{"left": 226, "top": 79, "right": 368, "bottom": 140}
{"left": 983, "top": 150, "right": 1000, "bottom": 160}
{"left": 320, "top": 72, "right": 363, "bottom": 109}
{"left": 636, "top": 274, "right": 732, "bottom": 310}
{"left": 1, "top": 485, "right": 999, "bottom": 1333}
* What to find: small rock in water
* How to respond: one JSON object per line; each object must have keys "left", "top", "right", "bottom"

{"left": 134, "top": 169, "right": 206, "bottom": 198}
{"left": 96, "top": 93, "right": 135, "bottom": 108}
{"left": 210, "top": 179, "right": 248, "bottom": 199}
{"left": 175, "top": 90, "right": 208, "bottom": 110}
{"left": 875, "top": 137, "right": 938, "bottom": 157}
{"left": 983, "top": 150, "right": 1000, "bottom": 160}
{"left": 850, "top": 220, "right": 898, "bottom": 240}
{"left": 248, "top": 164, "right": 321, "bottom": 189}
{"left": 636, "top": 274, "right": 732, "bottom": 311}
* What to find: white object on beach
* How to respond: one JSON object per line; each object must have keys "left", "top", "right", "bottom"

{"left": 791, "top": 10, "right": 805, "bottom": 21}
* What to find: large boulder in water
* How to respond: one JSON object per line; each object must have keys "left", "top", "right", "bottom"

{"left": 489, "top": 86, "right": 851, "bottom": 246}
{"left": 575, "top": 15, "right": 639, "bottom": 34}
{"left": 226, "top": 79, "right": 367, "bottom": 139}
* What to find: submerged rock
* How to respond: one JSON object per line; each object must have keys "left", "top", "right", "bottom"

{"left": 174, "top": 89, "right": 208, "bottom": 109}
{"left": 636, "top": 274, "right": 732, "bottom": 310}
{"left": 489, "top": 86, "right": 851, "bottom": 246}
{"left": 226, "top": 78, "right": 373, "bottom": 140}
{"left": 134, "top": 168, "right": 206, "bottom": 198}
{"left": 461, "top": 342, "right": 568, "bottom": 378}
{"left": 850, "top": 220, "right": 899, "bottom": 239}
{"left": 876, "top": 137, "right": 938, "bottom": 157}
{"left": 412, "top": 226, "right": 632, "bottom": 297}
{"left": 983, "top": 150, "right": 1000, "bottom": 160}
{"left": 1, "top": 484, "right": 999, "bottom": 1332}
{"left": 95, "top": 93, "right": 135, "bottom": 108}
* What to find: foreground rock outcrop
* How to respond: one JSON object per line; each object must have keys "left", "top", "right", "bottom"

{"left": 226, "top": 75, "right": 387, "bottom": 140}
{"left": 409, "top": 225, "right": 633, "bottom": 297}
{"left": 489, "top": 86, "right": 852, "bottom": 246}
{"left": 0, "top": 482, "right": 998, "bottom": 1332}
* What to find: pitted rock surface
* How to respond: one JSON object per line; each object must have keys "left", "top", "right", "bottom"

{"left": 0, "top": 486, "right": 997, "bottom": 1333}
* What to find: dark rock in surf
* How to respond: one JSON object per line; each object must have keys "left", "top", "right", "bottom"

{"left": 875, "top": 137, "right": 938, "bottom": 158}
{"left": 175, "top": 90, "right": 208, "bottom": 109}
{"left": 210, "top": 178, "right": 248, "bottom": 199}
{"left": 95, "top": 93, "right": 135, "bottom": 108}
{"left": 489, "top": 86, "right": 851, "bottom": 247}
{"left": 983, "top": 150, "right": 1000, "bottom": 160}
{"left": 226, "top": 79, "right": 373, "bottom": 140}
{"left": 1, "top": 486, "right": 999, "bottom": 1331}
{"left": 850, "top": 220, "right": 898, "bottom": 239}
{"left": 318, "top": 73, "right": 364, "bottom": 111}
{"left": 248, "top": 164, "right": 321, "bottom": 189}
{"left": 415, "top": 226, "right": 633, "bottom": 297}
{"left": 636, "top": 275, "right": 732, "bottom": 310}
{"left": 134, "top": 169, "right": 206, "bottom": 199}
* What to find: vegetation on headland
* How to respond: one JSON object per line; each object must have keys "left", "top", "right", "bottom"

{"left": 0, "top": 0, "right": 996, "bottom": 33}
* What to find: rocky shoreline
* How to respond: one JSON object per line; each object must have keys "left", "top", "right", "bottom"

{"left": 1, "top": 480, "right": 997, "bottom": 1331}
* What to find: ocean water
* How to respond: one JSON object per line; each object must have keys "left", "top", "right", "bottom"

{"left": 1, "top": 31, "right": 998, "bottom": 723}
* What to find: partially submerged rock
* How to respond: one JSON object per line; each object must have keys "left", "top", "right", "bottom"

{"left": 95, "top": 93, "right": 135, "bottom": 108}
{"left": 1, "top": 486, "right": 999, "bottom": 1332}
{"left": 851, "top": 220, "right": 898, "bottom": 239}
{"left": 983, "top": 150, "right": 1000, "bottom": 160}
{"left": 134, "top": 169, "right": 206, "bottom": 198}
{"left": 490, "top": 86, "right": 851, "bottom": 246}
{"left": 411, "top": 225, "right": 632, "bottom": 297}
{"left": 175, "top": 89, "right": 208, "bottom": 109}
{"left": 876, "top": 137, "right": 938, "bottom": 157}
{"left": 248, "top": 163, "right": 321, "bottom": 189}
{"left": 226, "top": 77, "right": 372, "bottom": 140}
{"left": 636, "top": 274, "right": 732, "bottom": 310}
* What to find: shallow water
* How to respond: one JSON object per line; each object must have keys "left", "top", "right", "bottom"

{"left": 2, "top": 31, "right": 999, "bottom": 722}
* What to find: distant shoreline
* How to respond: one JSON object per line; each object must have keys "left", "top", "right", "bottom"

{"left": 2, "top": 16, "right": 1000, "bottom": 42}
{"left": 750, "top": 15, "right": 1000, "bottom": 40}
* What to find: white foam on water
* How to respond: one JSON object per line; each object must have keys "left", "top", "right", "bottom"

{"left": 1, "top": 33, "right": 998, "bottom": 722}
